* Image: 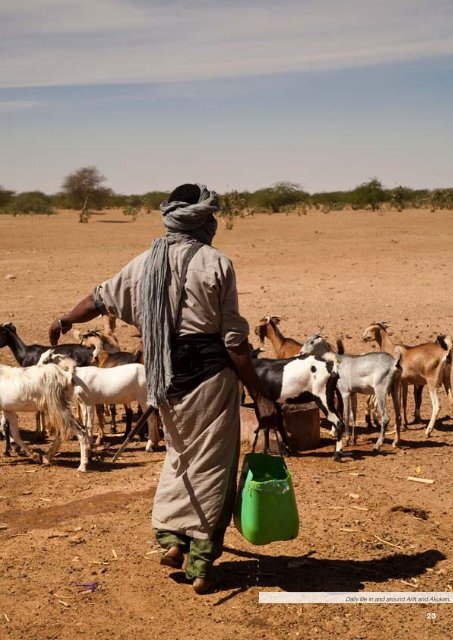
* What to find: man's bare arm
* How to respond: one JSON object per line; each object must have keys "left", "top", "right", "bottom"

{"left": 227, "top": 339, "right": 277, "bottom": 429}
{"left": 48, "top": 293, "right": 100, "bottom": 345}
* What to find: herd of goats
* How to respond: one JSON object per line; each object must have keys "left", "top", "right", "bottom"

{"left": 0, "top": 314, "right": 452, "bottom": 472}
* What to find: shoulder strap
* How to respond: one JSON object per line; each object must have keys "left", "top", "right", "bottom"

{"left": 173, "top": 241, "right": 203, "bottom": 333}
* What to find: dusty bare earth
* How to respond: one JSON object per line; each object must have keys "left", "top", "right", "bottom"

{"left": 0, "top": 208, "right": 452, "bottom": 640}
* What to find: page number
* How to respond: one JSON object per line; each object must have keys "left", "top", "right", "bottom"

{"left": 426, "top": 613, "right": 436, "bottom": 620}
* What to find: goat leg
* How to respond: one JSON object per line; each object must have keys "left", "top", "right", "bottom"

{"left": 145, "top": 409, "right": 160, "bottom": 453}
{"left": 42, "top": 433, "right": 61, "bottom": 466}
{"left": 4, "top": 412, "right": 41, "bottom": 463}
{"left": 425, "top": 387, "right": 440, "bottom": 436}
{"left": 401, "top": 384, "right": 409, "bottom": 429}
{"left": 109, "top": 404, "right": 117, "bottom": 433}
{"left": 95, "top": 405, "right": 105, "bottom": 446}
{"left": 35, "top": 411, "right": 47, "bottom": 443}
{"left": 373, "top": 393, "right": 389, "bottom": 452}
{"left": 68, "top": 416, "right": 90, "bottom": 472}
{"left": 125, "top": 405, "right": 134, "bottom": 439}
{"left": 314, "top": 391, "right": 344, "bottom": 461}
{"left": 94, "top": 405, "right": 105, "bottom": 446}
{"left": 343, "top": 393, "right": 351, "bottom": 445}
{"left": 1, "top": 416, "right": 12, "bottom": 457}
{"left": 413, "top": 385, "right": 423, "bottom": 422}
{"left": 75, "top": 431, "right": 90, "bottom": 472}
{"left": 443, "top": 366, "right": 453, "bottom": 417}
{"left": 390, "top": 379, "right": 402, "bottom": 447}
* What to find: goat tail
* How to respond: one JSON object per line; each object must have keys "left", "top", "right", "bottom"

{"left": 326, "top": 371, "right": 340, "bottom": 416}
{"left": 437, "top": 334, "right": 452, "bottom": 352}
{"left": 336, "top": 339, "right": 345, "bottom": 355}
{"left": 393, "top": 345, "right": 403, "bottom": 370}
{"left": 39, "top": 367, "right": 79, "bottom": 441}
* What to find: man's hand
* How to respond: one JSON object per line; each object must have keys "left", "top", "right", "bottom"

{"left": 226, "top": 340, "right": 279, "bottom": 430}
{"left": 48, "top": 293, "right": 100, "bottom": 346}
{"left": 49, "top": 318, "right": 72, "bottom": 345}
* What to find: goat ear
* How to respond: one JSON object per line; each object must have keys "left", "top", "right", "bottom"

{"left": 271, "top": 316, "right": 282, "bottom": 325}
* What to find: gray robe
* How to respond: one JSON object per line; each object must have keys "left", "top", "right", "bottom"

{"left": 95, "top": 241, "right": 249, "bottom": 539}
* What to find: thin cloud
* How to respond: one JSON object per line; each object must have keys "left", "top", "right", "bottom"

{"left": 0, "top": 100, "right": 46, "bottom": 112}
{"left": 1, "top": 0, "right": 453, "bottom": 88}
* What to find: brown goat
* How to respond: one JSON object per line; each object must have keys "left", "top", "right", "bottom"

{"left": 254, "top": 316, "right": 302, "bottom": 358}
{"left": 362, "top": 322, "right": 452, "bottom": 435}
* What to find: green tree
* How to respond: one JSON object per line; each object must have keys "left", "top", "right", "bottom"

{"left": 61, "top": 166, "right": 111, "bottom": 222}
{"left": 219, "top": 191, "right": 245, "bottom": 230}
{"left": 390, "top": 185, "right": 413, "bottom": 211}
{"left": 142, "top": 191, "right": 169, "bottom": 213}
{"left": 311, "top": 191, "right": 349, "bottom": 212}
{"left": 250, "top": 181, "right": 309, "bottom": 213}
{"left": 430, "top": 188, "right": 453, "bottom": 211}
{"left": 122, "top": 195, "right": 143, "bottom": 221}
{"left": 351, "top": 178, "right": 388, "bottom": 212}
{"left": 4, "top": 191, "right": 54, "bottom": 216}
{"left": 0, "top": 186, "right": 15, "bottom": 209}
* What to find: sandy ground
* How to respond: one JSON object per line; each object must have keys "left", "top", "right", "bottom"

{"left": 0, "top": 208, "right": 452, "bottom": 640}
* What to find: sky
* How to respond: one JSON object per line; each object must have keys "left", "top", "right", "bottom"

{"left": 1, "top": 0, "right": 453, "bottom": 194}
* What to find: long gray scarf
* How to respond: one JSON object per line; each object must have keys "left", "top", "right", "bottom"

{"left": 141, "top": 184, "right": 220, "bottom": 406}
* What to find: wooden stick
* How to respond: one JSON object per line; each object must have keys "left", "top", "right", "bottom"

{"left": 373, "top": 535, "right": 405, "bottom": 550}
{"left": 407, "top": 476, "right": 434, "bottom": 485}
{"left": 57, "top": 600, "right": 70, "bottom": 608}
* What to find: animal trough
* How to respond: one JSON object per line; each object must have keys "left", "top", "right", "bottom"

{"left": 240, "top": 402, "right": 320, "bottom": 453}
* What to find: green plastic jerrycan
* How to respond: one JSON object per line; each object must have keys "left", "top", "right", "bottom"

{"left": 234, "top": 451, "right": 299, "bottom": 545}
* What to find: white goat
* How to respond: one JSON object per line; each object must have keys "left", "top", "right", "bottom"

{"left": 301, "top": 335, "right": 402, "bottom": 450}
{"left": 0, "top": 361, "right": 90, "bottom": 471}
{"left": 74, "top": 328, "right": 142, "bottom": 439}
{"left": 39, "top": 352, "right": 160, "bottom": 452}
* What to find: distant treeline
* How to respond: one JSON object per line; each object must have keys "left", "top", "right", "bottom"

{"left": 1, "top": 170, "right": 453, "bottom": 222}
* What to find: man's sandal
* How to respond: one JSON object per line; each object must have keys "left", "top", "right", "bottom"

{"left": 160, "top": 546, "right": 184, "bottom": 570}
{"left": 193, "top": 577, "right": 216, "bottom": 595}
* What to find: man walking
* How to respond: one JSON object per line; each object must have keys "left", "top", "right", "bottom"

{"left": 49, "top": 183, "right": 275, "bottom": 594}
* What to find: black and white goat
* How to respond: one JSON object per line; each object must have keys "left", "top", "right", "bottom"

{"left": 253, "top": 352, "right": 345, "bottom": 460}
{"left": 301, "top": 334, "right": 402, "bottom": 450}
{"left": 0, "top": 323, "right": 95, "bottom": 367}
